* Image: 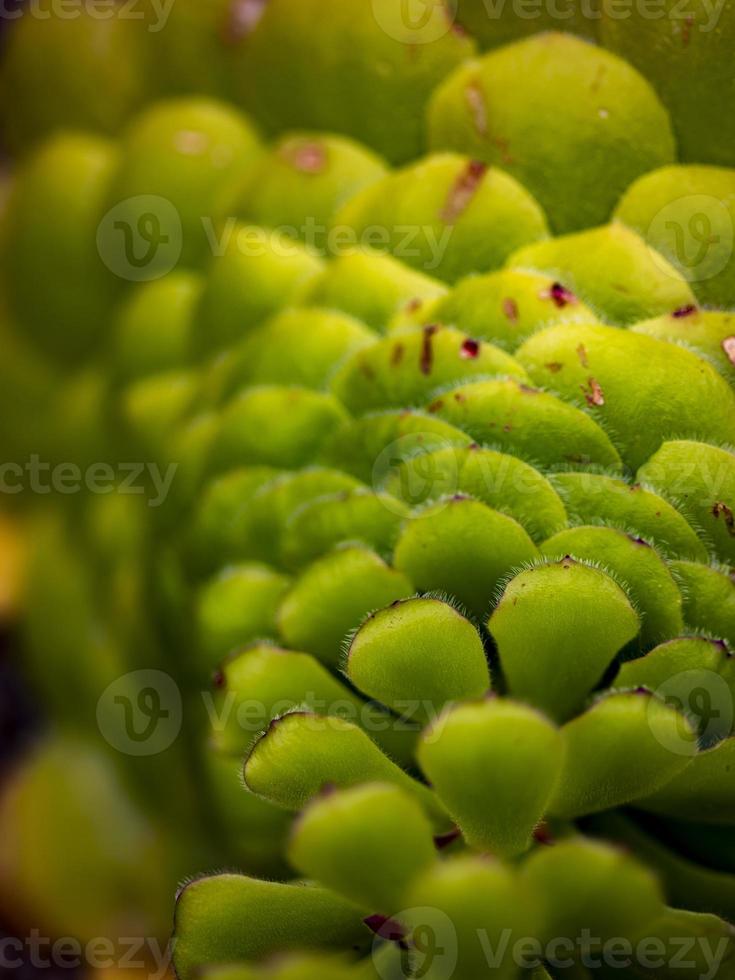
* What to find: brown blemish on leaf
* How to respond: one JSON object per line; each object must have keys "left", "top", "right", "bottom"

{"left": 441, "top": 160, "right": 487, "bottom": 224}
{"left": 465, "top": 81, "right": 488, "bottom": 137}
{"left": 405, "top": 297, "right": 423, "bottom": 314}
{"left": 722, "top": 336, "right": 735, "bottom": 365}
{"left": 581, "top": 377, "right": 605, "bottom": 407}
{"left": 360, "top": 360, "right": 376, "bottom": 380}
{"left": 428, "top": 398, "right": 444, "bottom": 413}
{"left": 712, "top": 502, "right": 735, "bottom": 536}
{"left": 591, "top": 64, "right": 607, "bottom": 93}
{"left": 545, "top": 361, "right": 563, "bottom": 373}
{"left": 491, "top": 135, "right": 515, "bottom": 166}
{"left": 420, "top": 324, "right": 439, "bottom": 375}
{"left": 453, "top": 391, "right": 466, "bottom": 403}
{"left": 519, "top": 384, "right": 540, "bottom": 394}
{"left": 391, "top": 343, "right": 405, "bottom": 366}
{"left": 682, "top": 14, "right": 694, "bottom": 46}
{"left": 503, "top": 297, "right": 519, "bottom": 323}
{"left": 576, "top": 343, "right": 589, "bottom": 367}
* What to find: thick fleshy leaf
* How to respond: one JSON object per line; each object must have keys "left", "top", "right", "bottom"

{"left": 522, "top": 839, "right": 665, "bottom": 950}
{"left": 638, "top": 737, "right": 735, "bottom": 824}
{"left": 402, "top": 856, "right": 546, "bottom": 980}
{"left": 549, "top": 691, "right": 696, "bottom": 819}
{"left": 639, "top": 440, "right": 735, "bottom": 567}
{"left": 418, "top": 699, "right": 564, "bottom": 856}
{"left": 277, "top": 546, "right": 414, "bottom": 668}
{"left": 172, "top": 874, "right": 367, "bottom": 980}
{"left": 394, "top": 497, "right": 539, "bottom": 620}
{"left": 288, "top": 783, "right": 436, "bottom": 912}
{"left": 540, "top": 525, "right": 684, "bottom": 649}
{"left": 346, "top": 597, "right": 490, "bottom": 724}
{"left": 243, "top": 712, "right": 447, "bottom": 828}
{"left": 488, "top": 559, "right": 640, "bottom": 721}
{"left": 549, "top": 472, "right": 707, "bottom": 563}
{"left": 430, "top": 378, "right": 622, "bottom": 470}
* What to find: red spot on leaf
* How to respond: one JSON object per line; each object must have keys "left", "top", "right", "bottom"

{"left": 223, "top": 0, "right": 269, "bottom": 43}
{"left": 672, "top": 304, "right": 698, "bottom": 319}
{"left": 288, "top": 141, "right": 327, "bottom": 174}
{"left": 542, "top": 282, "right": 576, "bottom": 308}
{"left": 363, "top": 915, "right": 407, "bottom": 943}
{"left": 460, "top": 338, "right": 481, "bottom": 359}
{"left": 722, "top": 336, "right": 735, "bottom": 365}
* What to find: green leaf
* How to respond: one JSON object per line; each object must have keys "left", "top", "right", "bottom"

{"left": 639, "top": 440, "right": 735, "bottom": 567}
{"left": 638, "top": 736, "right": 735, "bottom": 824}
{"left": 172, "top": 874, "right": 367, "bottom": 980}
{"left": 517, "top": 324, "right": 735, "bottom": 470}
{"left": 549, "top": 691, "right": 696, "bottom": 819}
{"left": 549, "top": 471, "right": 708, "bottom": 563}
{"left": 331, "top": 324, "right": 527, "bottom": 414}
{"left": 616, "top": 637, "right": 735, "bottom": 744}
{"left": 670, "top": 560, "right": 735, "bottom": 649}
{"left": 540, "top": 525, "right": 684, "bottom": 650}
{"left": 418, "top": 699, "right": 564, "bottom": 856}
{"left": 243, "top": 711, "right": 447, "bottom": 828}
{"left": 393, "top": 497, "right": 539, "bottom": 620}
{"left": 209, "top": 643, "right": 416, "bottom": 767}
{"left": 403, "top": 856, "right": 546, "bottom": 980}
{"left": 277, "top": 546, "right": 414, "bottom": 668}
{"left": 288, "top": 783, "right": 436, "bottom": 912}
{"left": 385, "top": 444, "right": 567, "bottom": 543}
{"left": 431, "top": 378, "right": 622, "bottom": 470}
{"left": 346, "top": 597, "right": 490, "bottom": 725}
{"left": 488, "top": 559, "right": 640, "bottom": 721}
{"left": 522, "top": 839, "right": 665, "bottom": 951}
{"left": 196, "top": 564, "right": 290, "bottom": 669}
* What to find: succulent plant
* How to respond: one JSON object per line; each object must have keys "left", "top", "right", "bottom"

{"left": 2, "top": 12, "right": 735, "bottom": 980}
